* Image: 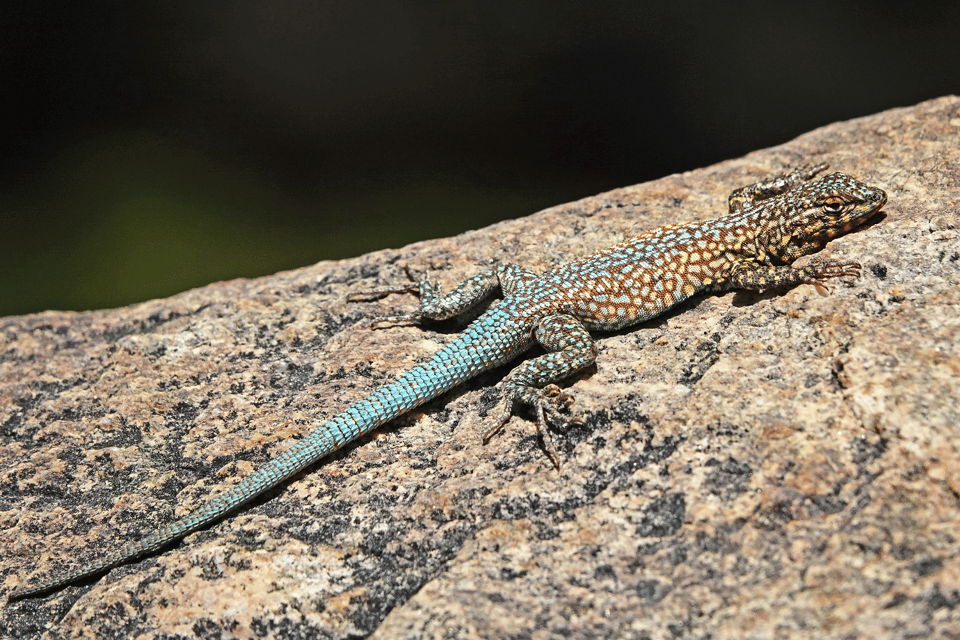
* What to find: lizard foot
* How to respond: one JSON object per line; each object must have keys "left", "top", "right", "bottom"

{"left": 805, "top": 260, "right": 861, "bottom": 296}
{"left": 346, "top": 284, "right": 420, "bottom": 303}
{"left": 483, "top": 384, "right": 580, "bottom": 469}
{"left": 347, "top": 282, "right": 423, "bottom": 328}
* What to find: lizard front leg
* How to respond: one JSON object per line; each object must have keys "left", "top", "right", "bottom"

{"left": 728, "top": 163, "right": 828, "bottom": 213}
{"left": 485, "top": 313, "right": 597, "bottom": 468}
{"left": 726, "top": 259, "right": 861, "bottom": 294}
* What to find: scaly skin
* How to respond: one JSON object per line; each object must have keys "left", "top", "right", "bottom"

{"left": 8, "top": 164, "right": 886, "bottom": 600}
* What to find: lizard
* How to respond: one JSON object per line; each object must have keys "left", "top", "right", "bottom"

{"left": 8, "top": 163, "right": 887, "bottom": 600}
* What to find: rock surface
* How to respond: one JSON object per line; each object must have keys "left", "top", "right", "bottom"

{"left": 2, "top": 96, "right": 959, "bottom": 639}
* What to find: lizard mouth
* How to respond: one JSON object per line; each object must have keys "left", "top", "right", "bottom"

{"left": 871, "top": 188, "right": 888, "bottom": 210}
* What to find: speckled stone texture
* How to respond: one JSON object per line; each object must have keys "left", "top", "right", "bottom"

{"left": 2, "top": 96, "right": 959, "bottom": 640}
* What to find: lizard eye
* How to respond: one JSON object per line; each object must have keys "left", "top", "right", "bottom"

{"left": 822, "top": 197, "right": 845, "bottom": 214}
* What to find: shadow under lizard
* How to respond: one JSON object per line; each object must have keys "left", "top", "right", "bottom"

{"left": 8, "top": 164, "right": 887, "bottom": 600}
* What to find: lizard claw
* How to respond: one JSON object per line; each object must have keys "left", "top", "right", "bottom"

{"left": 347, "top": 264, "right": 422, "bottom": 306}
{"left": 532, "top": 385, "right": 579, "bottom": 469}
{"left": 347, "top": 274, "right": 424, "bottom": 328}
{"left": 482, "top": 398, "right": 514, "bottom": 444}
{"left": 534, "top": 384, "right": 577, "bottom": 427}
{"left": 346, "top": 285, "right": 420, "bottom": 303}
{"left": 482, "top": 384, "right": 579, "bottom": 469}
{"left": 363, "top": 313, "right": 422, "bottom": 330}
{"left": 806, "top": 260, "right": 861, "bottom": 296}
{"left": 346, "top": 266, "right": 423, "bottom": 303}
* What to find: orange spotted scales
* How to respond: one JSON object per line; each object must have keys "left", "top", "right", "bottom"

{"left": 9, "top": 164, "right": 887, "bottom": 600}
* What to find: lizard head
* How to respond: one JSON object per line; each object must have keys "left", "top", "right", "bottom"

{"left": 773, "top": 172, "right": 887, "bottom": 260}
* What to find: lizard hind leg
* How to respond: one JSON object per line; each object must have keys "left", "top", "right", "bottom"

{"left": 483, "top": 314, "right": 597, "bottom": 468}
{"left": 348, "top": 263, "right": 538, "bottom": 328}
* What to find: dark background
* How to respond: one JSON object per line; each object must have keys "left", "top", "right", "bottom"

{"left": 2, "top": 1, "right": 958, "bottom": 317}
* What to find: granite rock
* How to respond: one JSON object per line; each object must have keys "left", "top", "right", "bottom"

{"left": 2, "top": 96, "right": 959, "bottom": 639}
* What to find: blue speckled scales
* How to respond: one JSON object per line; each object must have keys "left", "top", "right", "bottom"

{"left": 9, "top": 165, "right": 887, "bottom": 599}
